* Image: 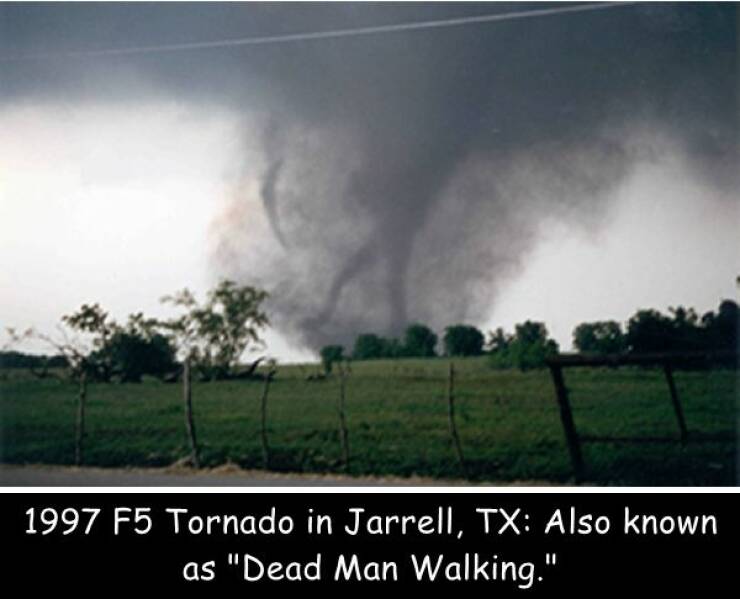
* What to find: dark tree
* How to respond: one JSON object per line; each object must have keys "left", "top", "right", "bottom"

{"left": 103, "top": 312, "right": 176, "bottom": 383}
{"left": 380, "top": 337, "right": 404, "bottom": 358}
{"left": 62, "top": 308, "right": 177, "bottom": 383}
{"left": 443, "top": 325, "right": 485, "bottom": 357}
{"left": 319, "top": 345, "right": 344, "bottom": 374}
{"left": 667, "top": 306, "right": 703, "bottom": 351}
{"left": 352, "top": 334, "right": 386, "bottom": 360}
{"left": 702, "top": 300, "right": 738, "bottom": 351}
{"left": 402, "top": 323, "right": 437, "bottom": 357}
{"left": 573, "top": 320, "right": 626, "bottom": 354}
{"left": 351, "top": 333, "right": 404, "bottom": 359}
{"left": 625, "top": 309, "right": 675, "bottom": 353}
{"left": 102, "top": 331, "right": 177, "bottom": 383}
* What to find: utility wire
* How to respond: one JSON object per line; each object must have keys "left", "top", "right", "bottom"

{"left": 2, "top": 2, "right": 638, "bottom": 63}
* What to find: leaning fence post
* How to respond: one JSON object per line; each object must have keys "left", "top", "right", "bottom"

{"left": 75, "top": 371, "right": 87, "bottom": 466}
{"left": 337, "top": 363, "right": 350, "bottom": 471}
{"left": 182, "top": 359, "right": 200, "bottom": 468}
{"left": 548, "top": 363, "right": 584, "bottom": 482}
{"left": 260, "top": 369, "right": 276, "bottom": 470}
{"left": 663, "top": 364, "right": 688, "bottom": 446}
{"left": 446, "top": 362, "right": 467, "bottom": 478}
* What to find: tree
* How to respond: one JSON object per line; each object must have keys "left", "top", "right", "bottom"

{"left": 443, "top": 325, "right": 484, "bottom": 357}
{"left": 509, "top": 321, "right": 559, "bottom": 370}
{"left": 59, "top": 306, "right": 178, "bottom": 383}
{"left": 402, "top": 323, "right": 438, "bottom": 357}
{"left": 352, "top": 333, "right": 386, "bottom": 360}
{"left": 101, "top": 313, "right": 177, "bottom": 383}
{"left": 380, "top": 337, "right": 404, "bottom": 358}
{"left": 625, "top": 302, "right": 739, "bottom": 355}
{"left": 486, "top": 327, "right": 512, "bottom": 353}
{"left": 573, "top": 320, "right": 626, "bottom": 354}
{"left": 105, "top": 332, "right": 176, "bottom": 382}
{"left": 161, "top": 280, "right": 270, "bottom": 380}
{"left": 667, "top": 306, "right": 703, "bottom": 351}
{"left": 320, "top": 345, "right": 344, "bottom": 374}
{"left": 625, "top": 309, "right": 674, "bottom": 353}
{"left": 488, "top": 321, "right": 559, "bottom": 370}
{"left": 626, "top": 307, "right": 704, "bottom": 353}
{"left": 62, "top": 303, "right": 117, "bottom": 381}
{"left": 702, "top": 299, "right": 738, "bottom": 351}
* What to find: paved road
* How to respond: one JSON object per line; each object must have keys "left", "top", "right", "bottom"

{"left": 0, "top": 464, "right": 477, "bottom": 487}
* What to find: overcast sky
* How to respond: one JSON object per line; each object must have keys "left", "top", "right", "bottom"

{"left": 1, "top": 2, "right": 738, "bottom": 362}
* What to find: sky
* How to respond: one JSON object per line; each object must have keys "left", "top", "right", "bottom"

{"left": 0, "top": 2, "right": 738, "bottom": 362}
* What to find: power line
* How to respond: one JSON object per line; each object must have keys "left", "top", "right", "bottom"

{"left": 3, "top": 2, "right": 638, "bottom": 63}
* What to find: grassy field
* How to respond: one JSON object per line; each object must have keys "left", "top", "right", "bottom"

{"left": 0, "top": 357, "right": 736, "bottom": 485}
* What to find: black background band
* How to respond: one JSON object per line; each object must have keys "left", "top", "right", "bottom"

{"left": 2, "top": 492, "right": 736, "bottom": 594}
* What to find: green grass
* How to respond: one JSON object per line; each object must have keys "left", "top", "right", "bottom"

{"left": 0, "top": 357, "right": 736, "bottom": 485}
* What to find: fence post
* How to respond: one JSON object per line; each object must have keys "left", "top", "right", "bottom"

{"left": 260, "top": 369, "right": 276, "bottom": 469}
{"left": 183, "top": 359, "right": 200, "bottom": 468}
{"left": 663, "top": 364, "right": 688, "bottom": 445}
{"left": 446, "top": 362, "right": 467, "bottom": 478}
{"left": 75, "top": 371, "right": 87, "bottom": 466}
{"left": 337, "top": 363, "right": 350, "bottom": 472}
{"left": 548, "top": 364, "right": 584, "bottom": 482}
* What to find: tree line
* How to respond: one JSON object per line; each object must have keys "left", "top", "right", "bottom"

{"left": 4, "top": 280, "right": 737, "bottom": 380}
{"left": 321, "top": 299, "right": 738, "bottom": 372}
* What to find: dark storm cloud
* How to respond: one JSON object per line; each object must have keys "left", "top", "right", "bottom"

{"left": 2, "top": 3, "right": 737, "bottom": 349}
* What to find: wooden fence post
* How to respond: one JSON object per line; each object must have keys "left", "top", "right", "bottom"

{"left": 446, "top": 362, "right": 467, "bottom": 478}
{"left": 337, "top": 363, "right": 350, "bottom": 471}
{"left": 75, "top": 371, "right": 87, "bottom": 466}
{"left": 548, "top": 364, "right": 584, "bottom": 482}
{"left": 182, "top": 359, "right": 200, "bottom": 468}
{"left": 663, "top": 364, "right": 688, "bottom": 445}
{"left": 260, "top": 369, "right": 276, "bottom": 470}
